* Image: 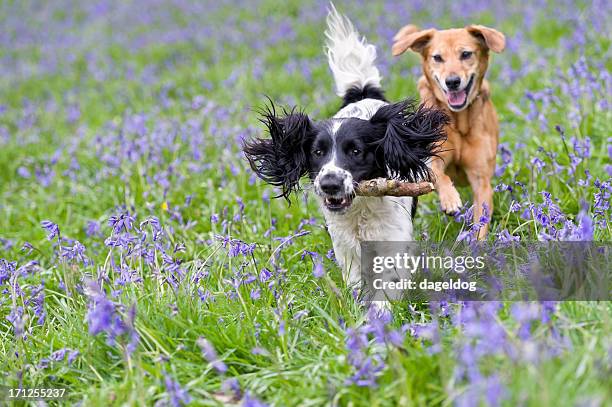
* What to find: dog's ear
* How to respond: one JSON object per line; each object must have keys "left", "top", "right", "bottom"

{"left": 369, "top": 100, "right": 448, "bottom": 182}
{"left": 393, "top": 24, "right": 420, "bottom": 42}
{"left": 392, "top": 27, "right": 435, "bottom": 56}
{"left": 466, "top": 25, "right": 505, "bottom": 53}
{"left": 243, "top": 102, "right": 314, "bottom": 201}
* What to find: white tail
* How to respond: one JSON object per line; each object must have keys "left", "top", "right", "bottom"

{"left": 325, "top": 3, "right": 382, "bottom": 97}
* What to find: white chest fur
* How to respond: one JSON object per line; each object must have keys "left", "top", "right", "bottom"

{"left": 319, "top": 195, "right": 414, "bottom": 286}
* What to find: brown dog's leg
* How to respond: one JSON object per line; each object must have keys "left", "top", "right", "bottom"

{"left": 431, "top": 156, "right": 462, "bottom": 214}
{"left": 465, "top": 168, "right": 493, "bottom": 239}
{"left": 417, "top": 76, "right": 463, "bottom": 214}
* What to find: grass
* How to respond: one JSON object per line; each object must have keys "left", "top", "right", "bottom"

{"left": 0, "top": 0, "right": 610, "bottom": 406}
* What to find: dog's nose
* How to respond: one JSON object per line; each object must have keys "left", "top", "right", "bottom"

{"left": 319, "top": 174, "right": 343, "bottom": 195}
{"left": 445, "top": 76, "right": 461, "bottom": 91}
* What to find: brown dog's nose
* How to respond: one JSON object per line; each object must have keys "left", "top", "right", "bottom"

{"left": 445, "top": 76, "right": 461, "bottom": 91}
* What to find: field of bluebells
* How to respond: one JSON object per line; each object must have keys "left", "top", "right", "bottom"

{"left": 1, "top": 0, "right": 611, "bottom": 405}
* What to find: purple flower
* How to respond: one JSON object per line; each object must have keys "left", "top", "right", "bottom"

{"left": 251, "top": 347, "right": 270, "bottom": 356}
{"left": 343, "top": 317, "right": 389, "bottom": 388}
{"left": 222, "top": 377, "right": 241, "bottom": 399}
{"left": 21, "top": 242, "right": 34, "bottom": 255}
{"left": 61, "top": 240, "right": 90, "bottom": 265}
{"left": 163, "top": 371, "right": 192, "bottom": 407}
{"left": 85, "top": 221, "right": 101, "bottom": 237}
{"left": 250, "top": 288, "right": 261, "bottom": 300}
{"left": 51, "top": 348, "right": 67, "bottom": 361}
{"left": 301, "top": 250, "right": 318, "bottom": 260}
{"left": 497, "top": 229, "right": 519, "bottom": 243}
{"left": 0, "top": 259, "right": 15, "bottom": 285}
{"left": 259, "top": 268, "right": 272, "bottom": 283}
{"left": 575, "top": 208, "right": 594, "bottom": 241}
{"left": 198, "top": 289, "right": 213, "bottom": 303}
{"left": 530, "top": 157, "right": 545, "bottom": 172}
{"left": 484, "top": 375, "right": 506, "bottom": 406}
{"left": 7, "top": 306, "right": 25, "bottom": 339}
{"left": 17, "top": 166, "right": 30, "bottom": 178}
{"left": 28, "top": 283, "right": 46, "bottom": 325}
{"left": 197, "top": 337, "right": 227, "bottom": 373}
{"left": 511, "top": 303, "right": 540, "bottom": 340}
{"left": 345, "top": 355, "right": 385, "bottom": 387}
{"left": 293, "top": 310, "right": 308, "bottom": 320}
{"left": 38, "top": 348, "right": 78, "bottom": 368}
{"left": 540, "top": 301, "right": 557, "bottom": 324}
{"left": 125, "top": 303, "right": 139, "bottom": 355}
{"left": 85, "top": 281, "right": 130, "bottom": 347}
{"left": 216, "top": 235, "right": 257, "bottom": 258}
{"left": 67, "top": 350, "right": 79, "bottom": 364}
{"left": 410, "top": 320, "right": 441, "bottom": 353}
{"left": 41, "top": 220, "right": 60, "bottom": 241}
{"left": 495, "top": 143, "right": 513, "bottom": 176}
{"left": 242, "top": 392, "right": 268, "bottom": 407}
{"left": 87, "top": 296, "right": 114, "bottom": 336}
{"left": 312, "top": 261, "right": 324, "bottom": 278}
{"left": 108, "top": 212, "right": 135, "bottom": 234}
{"left": 509, "top": 201, "right": 521, "bottom": 213}
{"left": 278, "top": 320, "right": 286, "bottom": 336}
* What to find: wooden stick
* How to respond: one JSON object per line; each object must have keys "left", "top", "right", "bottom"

{"left": 355, "top": 178, "right": 435, "bottom": 197}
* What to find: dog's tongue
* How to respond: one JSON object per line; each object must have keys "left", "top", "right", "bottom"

{"left": 448, "top": 90, "right": 467, "bottom": 106}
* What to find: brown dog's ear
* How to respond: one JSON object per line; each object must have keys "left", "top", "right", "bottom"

{"left": 466, "top": 25, "right": 506, "bottom": 53}
{"left": 393, "top": 24, "right": 419, "bottom": 42}
{"left": 392, "top": 27, "right": 435, "bottom": 56}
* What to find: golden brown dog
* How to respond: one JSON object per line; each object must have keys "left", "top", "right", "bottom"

{"left": 392, "top": 24, "right": 505, "bottom": 239}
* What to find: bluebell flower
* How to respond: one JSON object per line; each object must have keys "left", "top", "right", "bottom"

{"left": 17, "top": 166, "right": 30, "bottom": 178}
{"left": 162, "top": 371, "right": 191, "bottom": 407}
{"left": 21, "top": 242, "right": 34, "bottom": 255}
{"left": 85, "top": 220, "right": 101, "bottom": 237}
{"left": 197, "top": 337, "right": 227, "bottom": 374}
{"left": 259, "top": 268, "right": 272, "bottom": 283}
{"left": 221, "top": 377, "right": 241, "bottom": 399}
{"left": 250, "top": 288, "right": 260, "bottom": 300}
{"left": 41, "top": 220, "right": 60, "bottom": 241}
{"left": 242, "top": 392, "right": 268, "bottom": 407}
{"left": 108, "top": 212, "right": 135, "bottom": 234}
{"left": 312, "top": 261, "right": 324, "bottom": 278}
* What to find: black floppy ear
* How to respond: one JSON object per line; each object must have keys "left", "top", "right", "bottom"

{"left": 369, "top": 100, "right": 448, "bottom": 182}
{"left": 243, "top": 101, "right": 314, "bottom": 201}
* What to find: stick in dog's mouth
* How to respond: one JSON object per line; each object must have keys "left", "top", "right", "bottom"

{"left": 321, "top": 179, "right": 435, "bottom": 212}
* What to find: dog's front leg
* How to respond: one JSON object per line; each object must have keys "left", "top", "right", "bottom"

{"left": 328, "top": 231, "right": 362, "bottom": 288}
{"left": 431, "top": 154, "right": 462, "bottom": 214}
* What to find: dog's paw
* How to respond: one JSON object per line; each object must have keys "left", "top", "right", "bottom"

{"left": 439, "top": 187, "right": 462, "bottom": 214}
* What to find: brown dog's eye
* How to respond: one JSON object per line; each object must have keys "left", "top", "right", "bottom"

{"left": 460, "top": 51, "right": 473, "bottom": 60}
{"left": 432, "top": 54, "right": 443, "bottom": 63}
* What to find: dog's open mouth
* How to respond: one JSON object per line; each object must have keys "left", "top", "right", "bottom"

{"left": 446, "top": 75, "right": 474, "bottom": 110}
{"left": 323, "top": 195, "right": 353, "bottom": 212}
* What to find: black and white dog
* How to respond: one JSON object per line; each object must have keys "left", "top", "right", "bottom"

{"left": 244, "top": 7, "right": 447, "bottom": 292}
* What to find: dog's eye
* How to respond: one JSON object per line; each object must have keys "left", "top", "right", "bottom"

{"left": 432, "top": 54, "right": 443, "bottom": 63}
{"left": 313, "top": 149, "right": 324, "bottom": 157}
{"left": 460, "top": 51, "right": 473, "bottom": 60}
{"left": 351, "top": 148, "right": 361, "bottom": 156}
